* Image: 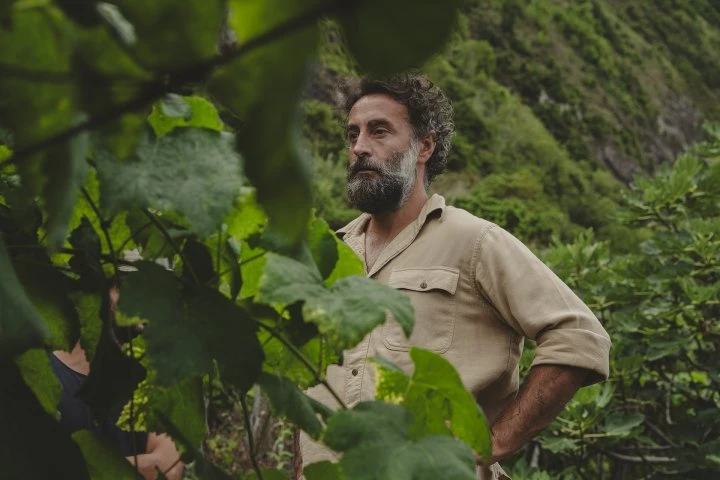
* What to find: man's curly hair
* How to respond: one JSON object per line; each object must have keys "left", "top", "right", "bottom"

{"left": 343, "top": 74, "right": 455, "bottom": 184}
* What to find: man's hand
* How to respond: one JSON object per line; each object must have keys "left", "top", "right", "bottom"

{"left": 482, "top": 364, "right": 589, "bottom": 465}
{"left": 127, "top": 433, "right": 184, "bottom": 480}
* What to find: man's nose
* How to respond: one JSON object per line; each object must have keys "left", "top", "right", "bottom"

{"left": 351, "top": 131, "right": 372, "bottom": 159}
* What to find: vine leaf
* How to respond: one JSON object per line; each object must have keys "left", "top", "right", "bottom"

{"left": 374, "top": 348, "right": 493, "bottom": 462}
{"left": 95, "top": 128, "right": 243, "bottom": 237}
{"left": 43, "top": 120, "right": 90, "bottom": 250}
{"left": 323, "top": 401, "right": 477, "bottom": 480}
{"left": 258, "top": 372, "right": 332, "bottom": 440}
{"left": 0, "top": 359, "right": 90, "bottom": 480}
{"left": 257, "top": 253, "right": 414, "bottom": 349}
{"left": 304, "top": 461, "right": 345, "bottom": 480}
{"left": 118, "top": 262, "right": 264, "bottom": 391}
{"left": 72, "top": 430, "right": 137, "bottom": 480}
{"left": 0, "top": 235, "right": 48, "bottom": 357}
{"left": 307, "top": 215, "right": 339, "bottom": 281}
{"left": 210, "top": 0, "right": 322, "bottom": 244}
{"left": 148, "top": 95, "right": 224, "bottom": 138}
{"left": 15, "top": 348, "right": 62, "bottom": 416}
{"left": 71, "top": 292, "right": 102, "bottom": 363}
{"left": 338, "top": 0, "right": 461, "bottom": 74}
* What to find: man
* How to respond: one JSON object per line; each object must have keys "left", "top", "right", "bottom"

{"left": 301, "top": 74, "right": 611, "bottom": 479}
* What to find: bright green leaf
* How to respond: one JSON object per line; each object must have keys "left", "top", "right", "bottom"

{"left": 148, "top": 95, "right": 224, "bottom": 138}
{"left": 304, "top": 461, "right": 344, "bottom": 480}
{"left": 72, "top": 430, "right": 137, "bottom": 480}
{"left": 0, "top": 235, "right": 48, "bottom": 357}
{"left": 15, "top": 348, "right": 61, "bottom": 416}
{"left": 259, "top": 372, "right": 332, "bottom": 439}
{"left": 71, "top": 292, "right": 102, "bottom": 363}
{"left": 323, "top": 401, "right": 476, "bottom": 480}
{"left": 96, "top": 128, "right": 243, "bottom": 237}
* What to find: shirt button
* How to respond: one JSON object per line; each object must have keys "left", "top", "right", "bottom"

{"left": 420, "top": 281, "right": 428, "bottom": 289}
{"left": 351, "top": 369, "right": 359, "bottom": 376}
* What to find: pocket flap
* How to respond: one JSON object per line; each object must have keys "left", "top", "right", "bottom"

{"left": 388, "top": 267, "right": 460, "bottom": 295}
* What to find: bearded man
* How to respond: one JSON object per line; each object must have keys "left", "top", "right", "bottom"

{"left": 300, "top": 74, "right": 611, "bottom": 479}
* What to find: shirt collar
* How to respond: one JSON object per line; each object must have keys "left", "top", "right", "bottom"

{"left": 336, "top": 194, "right": 446, "bottom": 239}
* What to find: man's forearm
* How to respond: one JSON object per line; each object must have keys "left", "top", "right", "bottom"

{"left": 488, "top": 364, "right": 589, "bottom": 463}
{"left": 127, "top": 452, "right": 183, "bottom": 480}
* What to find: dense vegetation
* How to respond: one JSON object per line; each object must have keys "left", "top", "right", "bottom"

{"left": 0, "top": 0, "right": 718, "bottom": 479}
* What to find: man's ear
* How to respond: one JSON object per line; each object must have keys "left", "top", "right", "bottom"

{"left": 417, "top": 133, "right": 436, "bottom": 165}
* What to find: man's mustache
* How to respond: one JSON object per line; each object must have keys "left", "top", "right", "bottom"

{"left": 348, "top": 156, "right": 384, "bottom": 177}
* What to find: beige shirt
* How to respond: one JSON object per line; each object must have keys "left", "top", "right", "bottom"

{"left": 302, "top": 194, "right": 611, "bottom": 479}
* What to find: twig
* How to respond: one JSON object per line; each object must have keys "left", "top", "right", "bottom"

{"left": 241, "top": 394, "right": 264, "bottom": 480}
{"left": 255, "top": 320, "right": 346, "bottom": 410}
{"left": 606, "top": 451, "right": 676, "bottom": 464}
{"left": 81, "top": 187, "right": 120, "bottom": 282}
{"left": 116, "top": 221, "right": 154, "bottom": 254}
{"left": 142, "top": 210, "right": 199, "bottom": 284}
{"left": 161, "top": 456, "right": 184, "bottom": 477}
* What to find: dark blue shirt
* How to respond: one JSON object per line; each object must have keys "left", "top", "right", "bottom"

{"left": 50, "top": 354, "right": 147, "bottom": 457}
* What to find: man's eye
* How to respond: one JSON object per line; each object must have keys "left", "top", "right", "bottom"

{"left": 373, "top": 129, "right": 388, "bottom": 136}
{"left": 347, "top": 133, "right": 358, "bottom": 143}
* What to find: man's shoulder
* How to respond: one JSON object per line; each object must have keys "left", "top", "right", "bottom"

{"left": 436, "top": 204, "right": 498, "bottom": 239}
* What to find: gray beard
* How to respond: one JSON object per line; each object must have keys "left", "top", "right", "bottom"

{"left": 346, "top": 141, "right": 419, "bottom": 214}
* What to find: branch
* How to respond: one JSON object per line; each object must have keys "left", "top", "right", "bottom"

{"left": 606, "top": 450, "right": 676, "bottom": 464}
{"left": 2, "top": 0, "right": 353, "bottom": 168}
{"left": 240, "top": 394, "right": 264, "bottom": 480}
{"left": 81, "top": 187, "right": 120, "bottom": 282}
{"left": 255, "top": 319, "right": 347, "bottom": 410}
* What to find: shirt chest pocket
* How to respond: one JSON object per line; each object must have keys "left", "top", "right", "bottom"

{"left": 382, "top": 267, "right": 459, "bottom": 354}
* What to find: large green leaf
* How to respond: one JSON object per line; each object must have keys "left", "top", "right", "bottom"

{"left": 14, "top": 348, "right": 61, "bottom": 415}
{"left": 258, "top": 372, "right": 332, "bottom": 439}
{"left": 307, "top": 215, "right": 339, "bottom": 280}
{"left": 0, "top": 235, "right": 48, "bottom": 357}
{"left": 115, "top": 0, "right": 225, "bottom": 71}
{"left": 337, "top": 0, "right": 460, "bottom": 74}
{"left": 96, "top": 128, "right": 243, "bottom": 237}
{"left": 72, "top": 430, "right": 138, "bottom": 480}
{"left": 323, "top": 401, "right": 477, "bottom": 480}
{"left": 372, "top": 349, "right": 492, "bottom": 462}
{"left": 71, "top": 292, "right": 102, "bottom": 363}
{"left": 257, "top": 254, "right": 413, "bottom": 349}
{"left": 0, "top": 359, "right": 90, "bottom": 479}
{"left": 118, "top": 262, "right": 264, "bottom": 390}
{"left": 13, "top": 262, "right": 80, "bottom": 352}
{"left": 210, "top": 0, "right": 322, "bottom": 244}
{"left": 146, "top": 377, "right": 206, "bottom": 449}
{"left": 148, "top": 95, "right": 224, "bottom": 138}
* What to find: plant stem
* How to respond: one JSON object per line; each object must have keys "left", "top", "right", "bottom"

{"left": 255, "top": 319, "right": 347, "bottom": 410}
{"left": 81, "top": 187, "right": 120, "bottom": 282}
{"left": 240, "top": 394, "right": 264, "bottom": 480}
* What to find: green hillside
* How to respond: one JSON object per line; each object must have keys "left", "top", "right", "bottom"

{"left": 305, "top": 0, "right": 720, "bottom": 248}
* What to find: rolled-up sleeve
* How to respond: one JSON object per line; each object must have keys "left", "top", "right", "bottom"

{"left": 474, "top": 225, "right": 611, "bottom": 384}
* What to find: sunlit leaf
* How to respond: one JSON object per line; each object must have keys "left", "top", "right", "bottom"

{"left": 148, "top": 95, "right": 224, "bottom": 138}
{"left": 72, "top": 430, "right": 137, "bottom": 480}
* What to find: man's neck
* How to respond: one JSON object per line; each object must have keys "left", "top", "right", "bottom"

{"left": 53, "top": 342, "right": 91, "bottom": 376}
{"left": 367, "top": 187, "right": 429, "bottom": 243}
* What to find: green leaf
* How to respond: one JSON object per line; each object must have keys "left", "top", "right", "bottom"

{"left": 225, "top": 189, "right": 267, "bottom": 243}
{"left": 116, "top": 0, "right": 225, "bottom": 70}
{"left": 71, "top": 292, "right": 102, "bottom": 363}
{"left": 13, "top": 262, "right": 80, "bottom": 352}
{"left": 0, "top": 359, "right": 90, "bottom": 479}
{"left": 96, "top": 128, "right": 243, "bottom": 237}
{"left": 247, "top": 469, "right": 287, "bottom": 480}
{"left": 43, "top": 119, "right": 90, "bottom": 250}
{"left": 0, "top": 235, "right": 48, "bottom": 357}
{"left": 539, "top": 436, "right": 579, "bottom": 454}
{"left": 210, "top": 0, "right": 321, "bottom": 244}
{"left": 338, "top": 0, "right": 460, "bottom": 74}
{"left": 259, "top": 372, "right": 332, "bottom": 440}
{"left": 182, "top": 238, "right": 215, "bottom": 286}
{"left": 95, "top": 2, "right": 136, "bottom": 46}
{"left": 72, "top": 430, "right": 137, "bottom": 480}
{"left": 148, "top": 95, "right": 224, "bottom": 138}
{"left": 304, "top": 461, "right": 344, "bottom": 480}
{"left": 145, "top": 377, "right": 206, "bottom": 449}
{"left": 118, "top": 262, "right": 264, "bottom": 390}
{"left": 258, "top": 254, "right": 413, "bottom": 349}
{"left": 323, "top": 401, "right": 476, "bottom": 480}
{"left": 604, "top": 411, "right": 645, "bottom": 436}
{"left": 14, "top": 348, "right": 61, "bottom": 415}
{"left": 261, "top": 334, "right": 338, "bottom": 390}
{"left": 372, "top": 349, "right": 492, "bottom": 462}
{"left": 325, "top": 239, "right": 364, "bottom": 287}
{"left": 154, "top": 411, "right": 234, "bottom": 480}
{"left": 307, "top": 215, "right": 339, "bottom": 280}
{"left": 68, "top": 217, "right": 105, "bottom": 291}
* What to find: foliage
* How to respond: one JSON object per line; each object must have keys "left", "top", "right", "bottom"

{"left": 505, "top": 132, "right": 720, "bottom": 479}
{"left": 0, "top": 1, "right": 495, "bottom": 479}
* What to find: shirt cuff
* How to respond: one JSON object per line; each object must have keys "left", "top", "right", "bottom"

{"left": 532, "top": 328, "right": 611, "bottom": 385}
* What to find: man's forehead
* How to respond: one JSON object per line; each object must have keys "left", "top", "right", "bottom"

{"left": 347, "top": 93, "right": 409, "bottom": 126}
